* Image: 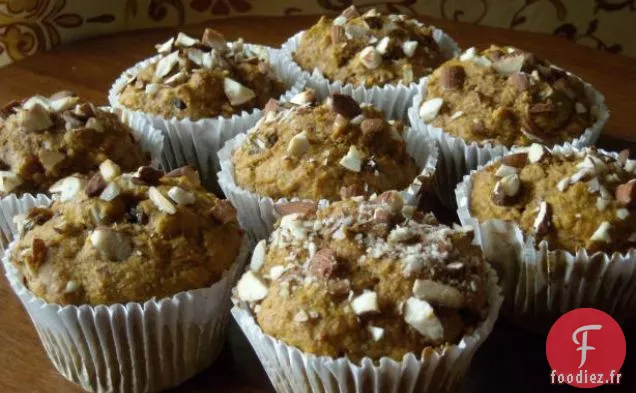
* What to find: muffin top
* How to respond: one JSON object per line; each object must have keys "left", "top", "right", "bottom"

{"left": 235, "top": 193, "right": 489, "bottom": 361}
{"left": 231, "top": 91, "right": 420, "bottom": 201}
{"left": 293, "top": 6, "right": 449, "bottom": 87}
{"left": 419, "top": 45, "right": 597, "bottom": 147}
{"left": 0, "top": 92, "right": 148, "bottom": 196}
{"left": 11, "top": 164, "right": 243, "bottom": 305}
{"left": 469, "top": 145, "right": 636, "bottom": 254}
{"left": 117, "top": 29, "right": 286, "bottom": 120}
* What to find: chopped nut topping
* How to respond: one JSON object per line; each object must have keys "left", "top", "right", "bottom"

{"left": 132, "top": 166, "right": 163, "bottom": 185}
{"left": 412, "top": 279, "right": 463, "bottom": 308}
{"left": 367, "top": 325, "right": 385, "bottom": 341}
{"left": 616, "top": 180, "right": 636, "bottom": 209}
{"left": 527, "top": 143, "right": 546, "bottom": 163}
{"left": 167, "top": 186, "right": 196, "bottom": 205}
{"left": 99, "top": 159, "right": 121, "bottom": 182}
{"left": 404, "top": 297, "right": 444, "bottom": 341}
{"left": 492, "top": 174, "right": 520, "bottom": 205}
{"left": 64, "top": 280, "right": 80, "bottom": 294}
{"left": 533, "top": 201, "right": 551, "bottom": 235}
{"left": 359, "top": 46, "right": 382, "bottom": 69}
{"left": 210, "top": 200, "right": 237, "bottom": 224}
{"left": 49, "top": 176, "right": 85, "bottom": 202}
{"left": 590, "top": 221, "right": 611, "bottom": 243}
{"left": 329, "top": 94, "right": 362, "bottom": 118}
{"left": 166, "top": 166, "right": 201, "bottom": 186}
{"left": 309, "top": 248, "right": 337, "bottom": 279}
{"left": 250, "top": 239, "right": 267, "bottom": 272}
{"left": 495, "top": 164, "right": 518, "bottom": 178}
{"left": 18, "top": 103, "right": 53, "bottom": 133}
{"left": 99, "top": 183, "right": 121, "bottom": 202}
{"left": 350, "top": 291, "right": 379, "bottom": 315}
{"left": 148, "top": 186, "right": 177, "bottom": 214}
{"left": 289, "top": 90, "right": 316, "bottom": 106}
{"left": 616, "top": 208, "right": 629, "bottom": 220}
{"left": 419, "top": 98, "right": 443, "bottom": 122}
{"left": 155, "top": 50, "right": 179, "bottom": 79}
{"left": 375, "top": 36, "right": 390, "bottom": 55}
{"left": 501, "top": 152, "right": 528, "bottom": 168}
{"left": 89, "top": 227, "right": 133, "bottom": 261}
{"left": 402, "top": 40, "right": 418, "bottom": 58}
{"left": 237, "top": 271, "right": 269, "bottom": 302}
{"left": 493, "top": 55, "right": 525, "bottom": 75}
{"left": 223, "top": 78, "right": 256, "bottom": 106}
{"left": 39, "top": 151, "right": 65, "bottom": 172}
{"left": 440, "top": 65, "right": 465, "bottom": 90}
{"left": 287, "top": 131, "right": 310, "bottom": 157}
{"left": 274, "top": 201, "right": 317, "bottom": 217}
{"left": 339, "top": 145, "right": 363, "bottom": 172}
{"left": 174, "top": 32, "right": 199, "bottom": 48}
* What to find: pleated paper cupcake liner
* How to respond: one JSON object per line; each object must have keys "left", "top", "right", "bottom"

{"left": 217, "top": 125, "right": 439, "bottom": 240}
{"left": 455, "top": 144, "right": 636, "bottom": 331}
{"left": 231, "top": 264, "right": 502, "bottom": 393}
{"left": 1, "top": 196, "right": 252, "bottom": 393}
{"left": 281, "top": 24, "right": 460, "bottom": 121}
{"left": 0, "top": 108, "right": 165, "bottom": 251}
{"left": 408, "top": 73, "right": 609, "bottom": 209}
{"left": 108, "top": 44, "right": 307, "bottom": 195}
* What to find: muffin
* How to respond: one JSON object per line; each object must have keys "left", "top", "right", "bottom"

{"left": 0, "top": 91, "right": 156, "bottom": 197}
{"left": 2, "top": 165, "right": 248, "bottom": 392}
{"left": 456, "top": 145, "right": 636, "bottom": 329}
{"left": 233, "top": 193, "right": 502, "bottom": 392}
{"left": 409, "top": 45, "right": 608, "bottom": 205}
{"left": 282, "top": 6, "right": 458, "bottom": 119}
{"left": 218, "top": 90, "right": 438, "bottom": 238}
{"left": 110, "top": 29, "right": 304, "bottom": 192}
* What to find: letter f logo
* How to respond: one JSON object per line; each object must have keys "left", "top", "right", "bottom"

{"left": 573, "top": 324, "right": 602, "bottom": 368}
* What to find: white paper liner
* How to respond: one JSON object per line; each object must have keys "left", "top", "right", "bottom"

{"left": 108, "top": 44, "right": 307, "bottom": 194}
{"left": 217, "top": 125, "right": 439, "bottom": 240}
{"left": 231, "top": 264, "right": 502, "bottom": 393}
{"left": 408, "top": 72, "right": 610, "bottom": 208}
{"left": 455, "top": 144, "right": 636, "bottom": 331}
{"left": 0, "top": 196, "right": 252, "bottom": 393}
{"left": 281, "top": 25, "right": 460, "bottom": 121}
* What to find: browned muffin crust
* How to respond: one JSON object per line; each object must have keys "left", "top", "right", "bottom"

{"left": 0, "top": 92, "right": 147, "bottom": 196}
{"left": 294, "top": 6, "right": 449, "bottom": 87}
{"left": 231, "top": 90, "right": 420, "bottom": 201}
{"left": 469, "top": 145, "right": 636, "bottom": 254}
{"left": 419, "top": 45, "right": 597, "bottom": 147}
{"left": 11, "top": 165, "right": 243, "bottom": 305}
{"left": 236, "top": 193, "right": 490, "bottom": 362}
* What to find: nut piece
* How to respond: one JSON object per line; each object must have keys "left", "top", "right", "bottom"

{"left": 367, "top": 326, "right": 385, "bottom": 342}
{"left": 527, "top": 143, "right": 546, "bottom": 163}
{"left": 419, "top": 98, "right": 444, "bottom": 122}
{"left": 331, "top": 25, "right": 345, "bottom": 44}
{"left": 350, "top": 291, "right": 379, "bottom": 315}
{"left": 0, "top": 171, "right": 22, "bottom": 193}
{"left": 329, "top": 94, "right": 362, "bottom": 118}
{"left": 412, "top": 279, "right": 464, "bottom": 308}
{"left": 85, "top": 117, "right": 104, "bottom": 132}
{"left": 404, "top": 297, "right": 444, "bottom": 341}
{"left": 509, "top": 72, "right": 529, "bottom": 91}
{"left": 501, "top": 152, "right": 528, "bottom": 168}
{"left": 590, "top": 221, "right": 611, "bottom": 243}
{"left": 50, "top": 96, "right": 79, "bottom": 113}
{"left": 376, "top": 190, "right": 404, "bottom": 213}
{"left": 402, "top": 40, "right": 418, "bottom": 58}
{"left": 167, "top": 186, "right": 196, "bottom": 205}
{"left": 99, "top": 182, "right": 121, "bottom": 202}
{"left": 290, "top": 90, "right": 316, "bottom": 106}
{"left": 39, "top": 151, "right": 65, "bottom": 172}
{"left": 339, "top": 145, "right": 363, "bottom": 172}
{"left": 202, "top": 28, "right": 227, "bottom": 52}
{"left": 440, "top": 65, "right": 466, "bottom": 90}
{"left": 211, "top": 200, "right": 237, "bottom": 224}
{"left": 85, "top": 172, "right": 107, "bottom": 197}
{"left": 359, "top": 46, "right": 382, "bottom": 69}
{"left": 223, "top": 78, "right": 256, "bottom": 106}
{"left": 309, "top": 248, "right": 337, "bottom": 279}
{"left": 495, "top": 164, "right": 518, "bottom": 178}
{"left": 375, "top": 36, "right": 390, "bottom": 55}
{"left": 274, "top": 201, "right": 316, "bottom": 216}
{"left": 19, "top": 103, "right": 53, "bottom": 133}
{"left": 175, "top": 32, "right": 199, "bottom": 48}
{"left": 132, "top": 166, "right": 164, "bottom": 185}
{"left": 99, "top": 159, "right": 121, "bottom": 182}
{"left": 360, "top": 118, "right": 386, "bottom": 135}
{"left": 287, "top": 131, "right": 310, "bottom": 157}
{"left": 491, "top": 174, "right": 521, "bottom": 205}
{"left": 148, "top": 186, "right": 177, "bottom": 215}
{"left": 341, "top": 5, "right": 360, "bottom": 19}
{"left": 49, "top": 176, "right": 85, "bottom": 202}
{"left": 165, "top": 166, "right": 201, "bottom": 186}
{"left": 237, "top": 271, "right": 269, "bottom": 302}
{"left": 250, "top": 239, "right": 267, "bottom": 272}
{"left": 155, "top": 50, "right": 179, "bottom": 79}
{"left": 155, "top": 37, "right": 174, "bottom": 54}
{"left": 493, "top": 55, "right": 525, "bottom": 75}
{"left": 533, "top": 201, "right": 551, "bottom": 236}
{"left": 89, "top": 227, "right": 133, "bottom": 261}
{"left": 616, "top": 180, "right": 636, "bottom": 209}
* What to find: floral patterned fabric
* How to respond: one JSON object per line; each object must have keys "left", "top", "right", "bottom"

{"left": 0, "top": 0, "right": 634, "bottom": 67}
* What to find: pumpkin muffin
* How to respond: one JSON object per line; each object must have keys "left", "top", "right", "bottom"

{"left": 293, "top": 6, "right": 451, "bottom": 87}
{"left": 235, "top": 192, "right": 491, "bottom": 361}
{"left": 468, "top": 145, "right": 636, "bottom": 254}
{"left": 116, "top": 28, "right": 286, "bottom": 120}
{"left": 417, "top": 45, "right": 599, "bottom": 148}
{"left": 0, "top": 92, "right": 148, "bottom": 196}
{"left": 11, "top": 164, "right": 243, "bottom": 305}
{"left": 230, "top": 90, "right": 421, "bottom": 201}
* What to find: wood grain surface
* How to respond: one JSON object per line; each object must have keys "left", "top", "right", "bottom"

{"left": 0, "top": 15, "right": 635, "bottom": 393}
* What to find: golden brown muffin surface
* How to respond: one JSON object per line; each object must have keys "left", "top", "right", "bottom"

{"left": 11, "top": 165, "right": 243, "bottom": 305}
{"left": 236, "top": 193, "right": 490, "bottom": 362}
{"left": 469, "top": 145, "right": 636, "bottom": 254}
{"left": 419, "top": 45, "right": 597, "bottom": 147}
{"left": 231, "top": 91, "right": 420, "bottom": 201}
{"left": 0, "top": 92, "right": 147, "bottom": 196}
{"left": 293, "top": 6, "right": 449, "bottom": 87}
{"left": 117, "top": 29, "right": 285, "bottom": 120}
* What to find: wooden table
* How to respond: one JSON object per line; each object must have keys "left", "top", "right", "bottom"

{"left": 0, "top": 15, "right": 635, "bottom": 393}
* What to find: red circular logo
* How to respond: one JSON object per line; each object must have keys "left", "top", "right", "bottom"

{"left": 546, "top": 308, "right": 626, "bottom": 388}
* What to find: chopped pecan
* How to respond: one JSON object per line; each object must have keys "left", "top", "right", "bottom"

{"left": 309, "top": 248, "right": 337, "bottom": 279}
